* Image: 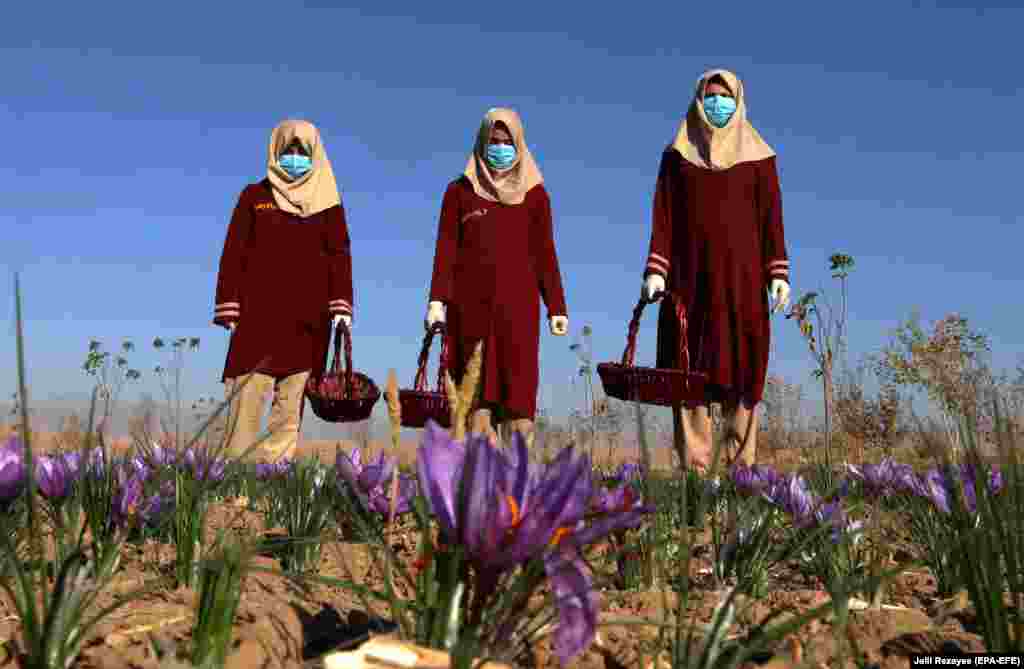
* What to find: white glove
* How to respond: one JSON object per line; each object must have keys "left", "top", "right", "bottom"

{"left": 642, "top": 274, "right": 666, "bottom": 302}
{"left": 333, "top": 313, "right": 352, "bottom": 329}
{"left": 425, "top": 301, "right": 446, "bottom": 331}
{"left": 768, "top": 279, "right": 791, "bottom": 314}
{"left": 549, "top": 315, "right": 568, "bottom": 336}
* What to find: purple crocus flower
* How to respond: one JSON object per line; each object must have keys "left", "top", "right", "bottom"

{"left": 367, "top": 473, "right": 417, "bottom": 516}
{"left": 112, "top": 473, "right": 144, "bottom": 528}
{"left": 953, "top": 463, "right": 1003, "bottom": 514}
{"left": 336, "top": 447, "right": 415, "bottom": 517}
{"left": 0, "top": 437, "right": 26, "bottom": 503}
{"left": 416, "top": 425, "right": 563, "bottom": 570}
{"left": 35, "top": 454, "right": 75, "bottom": 500}
{"left": 731, "top": 463, "right": 781, "bottom": 497}
{"left": 418, "top": 421, "right": 653, "bottom": 666}
{"left": 591, "top": 482, "right": 642, "bottom": 514}
{"left": 612, "top": 462, "right": 644, "bottom": 483}
{"left": 847, "top": 458, "right": 905, "bottom": 498}
{"left": 183, "top": 447, "right": 226, "bottom": 482}
{"left": 140, "top": 479, "right": 175, "bottom": 526}
{"left": 812, "top": 500, "right": 863, "bottom": 543}
{"left": 542, "top": 546, "right": 600, "bottom": 666}
{"left": 131, "top": 443, "right": 179, "bottom": 477}
{"left": 255, "top": 460, "right": 291, "bottom": 480}
{"left": 765, "top": 473, "right": 816, "bottom": 526}
{"left": 907, "top": 468, "right": 951, "bottom": 514}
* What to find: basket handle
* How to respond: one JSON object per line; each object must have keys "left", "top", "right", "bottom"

{"left": 620, "top": 292, "right": 691, "bottom": 372}
{"left": 413, "top": 323, "right": 449, "bottom": 392}
{"left": 329, "top": 320, "right": 356, "bottom": 399}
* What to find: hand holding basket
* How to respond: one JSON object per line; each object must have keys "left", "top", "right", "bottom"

{"left": 596, "top": 292, "right": 708, "bottom": 406}
{"left": 398, "top": 324, "right": 452, "bottom": 428}
{"left": 305, "top": 320, "right": 381, "bottom": 423}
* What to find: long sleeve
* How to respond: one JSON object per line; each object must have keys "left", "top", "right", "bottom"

{"left": 213, "top": 188, "right": 253, "bottom": 327}
{"left": 530, "top": 186, "right": 568, "bottom": 317}
{"left": 644, "top": 151, "right": 675, "bottom": 281}
{"left": 324, "top": 204, "right": 354, "bottom": 319}
{"left": 758, "top": 156, "right": 789, "bottom": 285}
{"left": 428, "top": 182, "right": 461, "bottom": 304}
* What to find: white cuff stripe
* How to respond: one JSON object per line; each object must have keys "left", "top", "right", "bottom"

{"left": 648, "top": 252, "right": 669, "bottom": 265}
{"left": 215, "top": 302, "right": 240, "bottom": 309}
{"left": 646, "top": 259, "right": 669, "bottom": 274}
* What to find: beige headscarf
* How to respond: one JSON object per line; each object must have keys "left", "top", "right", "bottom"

{"left": 266, "top": 119, "right": 341, "bottom": 218}
{"left": 670, "top": 69, "right": 776, "bottom": 171}
{"left": 463, "top": 108, "right": 544, "bottom": 205}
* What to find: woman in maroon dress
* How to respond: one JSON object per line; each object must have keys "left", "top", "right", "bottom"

{"left": 213, "top": 119, "right": 353, "bottom": 461}
{"left": 641, "top": 69, "right": 791, "bottom": 472}
{"left": 426, "top": 108, "right": 569, "bottom": 446}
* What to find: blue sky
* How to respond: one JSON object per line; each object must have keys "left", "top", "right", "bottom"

{"left": 2, "top": 1, "right": 1022, "bottom": 426}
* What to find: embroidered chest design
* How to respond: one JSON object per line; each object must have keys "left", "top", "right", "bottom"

{"left": 254, "top": 201, "right": 277, "bottom": 211}
{"left": 461, "top": 208, "right": 489, "bottom": 224}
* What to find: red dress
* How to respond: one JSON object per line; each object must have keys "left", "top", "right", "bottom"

{"left": 429, "top": 177, "right": 568, "bottom": 420}
{"left": 213, "top": 179, "right": 353, "bottom": 382}
{"left": 643, "top": 150, "right": 790, "bottom": 407}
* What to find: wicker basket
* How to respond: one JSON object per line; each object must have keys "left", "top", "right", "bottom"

{"left": 597, "top": 293, "right": 708, "bottom": 406}
{"left": 398, "top": 324, "right": 452, "bottom": 428}
{"left": 304, "top": 320, "right": 380, "bottom": 423}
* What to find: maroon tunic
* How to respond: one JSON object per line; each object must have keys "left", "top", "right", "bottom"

{"left": 213, "top": 179, "right": 353, "bottom": 382}
{"left": 429, "top": 177, "right": 568, "bottom": 420}
{"left": 643, "top": 150, "right": 789, "bottom": 407}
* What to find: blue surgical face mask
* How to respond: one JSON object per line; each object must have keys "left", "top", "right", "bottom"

{"left": 485, "top": 143, "right": 517, "bottom": 170}
{"left": 703, "top": 94, "right": 737, "bottom": 128}
{"left": 278, "top": 154, "right": 313, "bottom": 179}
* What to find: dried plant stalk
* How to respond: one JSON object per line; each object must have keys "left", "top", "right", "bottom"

{"left": 450, "top": 340, "right": 484, "bottom": 441}
{"left": 386, "top": 369, "right": 401, "bottom": 452}
{"left": 385, "top": 369, "right": 401, "bottom": 525}
{"left": 444, "top": 371, "right": 458, "bottom": 430}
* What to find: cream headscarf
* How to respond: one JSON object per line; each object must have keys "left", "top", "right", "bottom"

{"left": 463, "top": 108, "right": 545, "bottom": 205}
{"left": 671, "top": 69, "right": 776, "bottom": 171}
{"left": 266, "top": 119, "right": 341, "bottom": 218}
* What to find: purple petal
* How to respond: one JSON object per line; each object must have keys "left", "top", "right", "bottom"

{"left": 501, "top": 448, "right": 591, "bottom": 568}
{"left": 459, "top": 437, "right": 507, "bottom": 564}
{"left": 416, "top": 420, "right": 466, "bottom": 538}
{"left": 543, "top": 547, "right": 598, "bottom": 665}
{"left": 36, "top": 456, "right": 71, "bottom": 500}
{"left": 569, "top": 506, "right": 654, "bottom": 548}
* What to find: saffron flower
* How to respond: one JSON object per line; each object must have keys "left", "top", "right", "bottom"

{"left": 336, "top": 447, "right": 415, "bottom": 517}
{"left": 417, "top": 421, "right": 653, "bottom": 665}
{"left": 35, "top": 454, "right": 77, "bottom": 501}
{"left": 611, "top": 462, "right": 644, "bottom": 484}
{"left": 592, "top": 481, "right": 642, "bottom": 514}
{"left": 765, "top": 473, "right": 816, "bottom": 526}
{"left": 112, "top": 473, "right": 144, "bottom": 529}
{"left": 183, "top": 447, "right": 226, "bottom": 482}
{"left": 846, "top": 458, "right": 911, "bottom": 498}
{"left": 255, "top": 460, "right": 291, "bottom": 480}
{"left": 730, "top": 463, "right": 781, "bottom": 497}
{"left": 0, "top": 437, "right": 25, "bottom": 503}
{"left": 131, "top": 443, "right": 179, "bottom": 476}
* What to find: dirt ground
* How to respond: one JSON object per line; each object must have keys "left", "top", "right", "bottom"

{"left": 0, "top": 432, "right": 996, "bottom": 668}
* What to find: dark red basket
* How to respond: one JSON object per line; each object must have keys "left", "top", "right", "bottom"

{"left": 305, "top": 320, "right": 380, "bottom": 423}
{"left": 597, "top": 293, "right": 708, "bottom": 406}
{"left": 398, "top": 324, "right": 452, "bottom": 428}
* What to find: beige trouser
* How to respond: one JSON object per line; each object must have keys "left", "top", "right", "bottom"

{"left": 672, "top": 401, "right": 758, "bottom": 473}
{"left": 223, "top": 371, "right": 310, "bottom": 461}
{"left": 469, "top": 408, "right": 535, "bottom": 450}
